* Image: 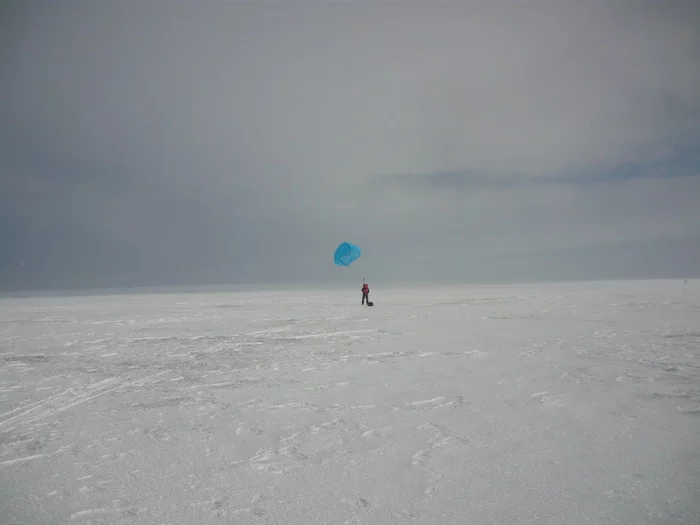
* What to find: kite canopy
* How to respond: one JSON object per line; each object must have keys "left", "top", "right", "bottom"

{"left": 334, "top": 242, "right": 362, "bottom": 267}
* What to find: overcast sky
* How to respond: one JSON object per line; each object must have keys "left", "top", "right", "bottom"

{"left": 1, "top": 0, "right": 699, "bottom": 291}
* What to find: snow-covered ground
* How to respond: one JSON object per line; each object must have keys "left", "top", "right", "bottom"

{"left": 1, "top": 280, "right": 699, "bottom": 524}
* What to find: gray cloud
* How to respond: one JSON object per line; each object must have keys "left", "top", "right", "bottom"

{"left": 1, "top": 1, "right": 699, "bottom": 291}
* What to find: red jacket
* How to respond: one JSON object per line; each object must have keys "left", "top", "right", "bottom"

{"left": 361, "top": 284, "right": 369, "bottom": 294}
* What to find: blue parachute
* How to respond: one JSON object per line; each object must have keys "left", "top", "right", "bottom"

{"left": 334, "top": 242, "right": 362, "bottom": 267}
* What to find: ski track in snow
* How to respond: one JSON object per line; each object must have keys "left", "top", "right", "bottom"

{"left": 1, "top": 280, "right": 699, "bottom": 524}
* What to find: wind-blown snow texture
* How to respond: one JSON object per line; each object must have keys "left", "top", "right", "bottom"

{"left": 1, "top": 280, "right": 699, "bottom": 524}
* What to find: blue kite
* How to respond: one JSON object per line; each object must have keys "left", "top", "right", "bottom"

{"left": 334, "top": 242, "right": 362, "bottom": 267}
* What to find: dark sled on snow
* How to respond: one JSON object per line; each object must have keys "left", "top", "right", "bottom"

{"left": 367, "top": 301, "right": 374, "bottom": 307}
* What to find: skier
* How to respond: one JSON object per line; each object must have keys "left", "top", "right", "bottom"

{"left": 361, "top": 282, "right": 370, "bottom": 305}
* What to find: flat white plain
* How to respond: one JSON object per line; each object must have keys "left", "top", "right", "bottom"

{"left": 1, "top": 280, "right": 699, "bottom": 524}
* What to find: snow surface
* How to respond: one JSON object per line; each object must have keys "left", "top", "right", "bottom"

{"left": 1, "top": 280, "right": 699, "bottom": 524}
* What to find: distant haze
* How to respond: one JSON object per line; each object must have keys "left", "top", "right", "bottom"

{"left": 2, "top": 1, "right": 699, "bottom": 291}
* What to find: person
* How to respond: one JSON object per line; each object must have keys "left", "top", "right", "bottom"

{"left": 361, "top": 282, "right": 370, "bottom": 305}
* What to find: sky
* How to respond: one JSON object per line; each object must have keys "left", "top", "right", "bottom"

{"left": 1, "top": 0, "right": 700, "bottom": 291}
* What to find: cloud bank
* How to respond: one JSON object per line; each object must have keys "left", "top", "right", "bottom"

{"left": 1, "top": 1, "right": 699, "bottom": 290}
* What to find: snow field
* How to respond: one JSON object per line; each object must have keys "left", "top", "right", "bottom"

{"left": 1, "top": 280, "right": 699, "bottom": 524}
